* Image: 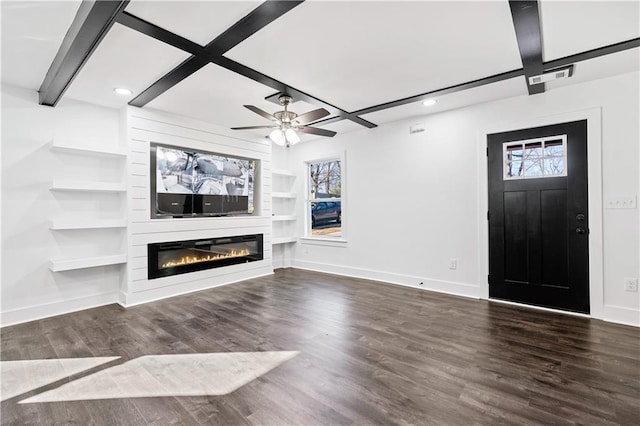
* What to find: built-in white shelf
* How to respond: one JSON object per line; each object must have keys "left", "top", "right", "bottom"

{"left": 272, "top": 169, "right": 296, "bottom": 177}
{"left": 50, "top": 180, "right": 126, "bottom": 193}
{"left": 50, "top": 141, "right": 127, "bottom": 158}
{"left": 50, "top": 218, "right": 127, "bottom": 230}
{"left": 272, "top": 237, "right": 297, "bottom": 245}
{"left": 49, "top": 254, "right": 127, "bottom": 272}
{"left": 272, "top": 169, "right": 297, "bottom": 250}
{"left": 272, "top": 192, "right": 297, "bottom": 199}
{"left": 272, "top": 215, "right": 296, "bottom": 222}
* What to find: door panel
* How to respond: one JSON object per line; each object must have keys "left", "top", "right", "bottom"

{"left": 488, "top": 120, "right": 589, "bottom": 313}
{"left": 540, "top": 189, "right": 568, "bottom": 287}
{"left": 504, "top": 191, "right": 527, "bottom": 283}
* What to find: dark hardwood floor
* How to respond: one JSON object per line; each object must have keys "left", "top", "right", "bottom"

{"left": 1, "top": 268, "right": 639, "bottom": 425}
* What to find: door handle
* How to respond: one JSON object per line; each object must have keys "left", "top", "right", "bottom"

{"left": 575, "top": 227, "right": 587, "bottom": 234}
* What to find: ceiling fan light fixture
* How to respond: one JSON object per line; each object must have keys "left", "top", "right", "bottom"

{"left": 285, "top": 128, "right": 300, "bottom": 144}
{"left": 234, "top": 96, "right": 335, "bottom": 144}
{"left": 269, "top": 129, "right": 286, "bottom": 146}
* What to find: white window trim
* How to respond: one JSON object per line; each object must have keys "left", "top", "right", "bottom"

{"left": 305, "top": 152, "right": 346, "bottom": 241}
{"left": 502, "top": 134, "right": 568, "bottom": 180}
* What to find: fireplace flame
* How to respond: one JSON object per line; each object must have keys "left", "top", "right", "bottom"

{"left": 161, "top": 249, "right": 251, "bottom": 269}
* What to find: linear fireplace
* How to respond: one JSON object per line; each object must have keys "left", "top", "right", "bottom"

{"left": 148, "top": 234, "right": 263, "bottom": 279}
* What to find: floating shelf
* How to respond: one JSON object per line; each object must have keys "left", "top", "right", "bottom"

{"left": 51, "top": 180, "right": 126, "bottom": 193}
{"left": 272, "top": 169, "right": 296, "bottom": 177}
{"left": 272, "top": 215, "right": 296, "bottom": 221}
{"left": 272, "top": 192, "right": 296, "bottom": 199}
{"left": 49, "top": 254, "right": 127, "bottom": 272}
{"left": 272, "top": 237, "right": 297, "bottom": 245}
{"left": 50, "top": 218, "right": 127, "bottom": 230}
{"left": 50, "top": 141, "right": 127, "bottom": 158}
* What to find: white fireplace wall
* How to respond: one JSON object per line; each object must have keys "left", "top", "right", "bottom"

{"left": 122, "top": 107, "right": 273, "bottom": 306}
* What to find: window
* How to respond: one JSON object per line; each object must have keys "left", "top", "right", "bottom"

{"left": 503, "top": 135, "right": 567, "bottom": 180}
{"left": 307, "top": 158, "right": 342, "bottom": 238}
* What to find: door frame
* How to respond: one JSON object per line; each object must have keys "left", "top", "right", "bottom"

{"left": 476, "top": 108, "right": 604, "bottom": 320}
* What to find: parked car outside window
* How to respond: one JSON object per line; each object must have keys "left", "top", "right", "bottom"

{"left": 311, "top": 201, "right": 341, "bottom": 228}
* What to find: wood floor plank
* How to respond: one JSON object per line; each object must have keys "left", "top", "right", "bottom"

{"left": 1, "top": 268, "right": 638, "bottom": 425}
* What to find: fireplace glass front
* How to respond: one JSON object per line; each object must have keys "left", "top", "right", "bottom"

{"left": 148, "top": 234, "right": 263, "bottom": 279}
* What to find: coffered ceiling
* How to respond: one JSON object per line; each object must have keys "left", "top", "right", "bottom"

{"left": 2, "top": 0, "right": 639, "bottom": 143}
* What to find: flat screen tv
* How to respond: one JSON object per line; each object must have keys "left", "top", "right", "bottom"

{"left": 150, "top": 143, "right": 257, "bottom": 219}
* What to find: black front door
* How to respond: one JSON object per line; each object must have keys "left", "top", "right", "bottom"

{"left": 488, "top": 120, "right": 589, "bottom": 313}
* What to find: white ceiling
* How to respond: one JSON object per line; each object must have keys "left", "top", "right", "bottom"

{"left": 1, "top": 0, "right": 82, "bottom": 90}
{"left": 539, "top": 1, "right": 639, "bottom": 61}
{"left": 1, "top": 0, "right": 639, "bottom": 142}
{"left": 225, "top": 0, "right": 523, "bottom": 112}
{"left": 64, "top": 23, "right": 191, "bottom": 108}
{"left": 124, "top": 0, "right": 262, "bottom": 46}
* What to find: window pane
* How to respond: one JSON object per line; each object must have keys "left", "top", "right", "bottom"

{"left": 309, "top": 160, "right": 341, "bottom": 199}
{"left": 524, "top": 159, "right": 543, "bottom": 176}
{"left": 309, "top": 200, "right": 342, "bottom": 237}
{"left": 544, "top": 157, "right": 565, "bottom": 175}
{"left": 524, "top": 142, "right": 543, "bottom": 159}
{"left": 506, "top": 161, "right": 523, "bottom": 177}
{"left": 308, "top": 159, "right": 342, "bottom": 238}
{"left": 503, "top": 136, "right": 566, "bottom": 180}
{"left": 544, "top": 139, "right": 564, "bottom": 157}
{"left": 505, "top": 145, "right": 523, "bottom": 161}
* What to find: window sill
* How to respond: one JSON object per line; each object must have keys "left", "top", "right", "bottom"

{"left": 299, "top": 237, "right": 348, "bottom": 247}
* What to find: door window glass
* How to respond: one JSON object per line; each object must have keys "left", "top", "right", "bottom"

{"left": 504, "top": 136, "right": 567, "bottom": 180}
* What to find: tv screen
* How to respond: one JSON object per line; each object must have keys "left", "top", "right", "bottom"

{"left": 151, "top": 143, "right": 256, "bottom": 218}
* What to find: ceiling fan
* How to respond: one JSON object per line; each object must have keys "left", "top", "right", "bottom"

{"left": 231, "top": 95, "right": 337, "bottom": 147}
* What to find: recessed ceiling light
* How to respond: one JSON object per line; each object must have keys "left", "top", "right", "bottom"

{"left": 113, "top": 87, "right": 132, "bottom": 96}
{"left": 422, "top": 99, "right": 437, "bottom": 107}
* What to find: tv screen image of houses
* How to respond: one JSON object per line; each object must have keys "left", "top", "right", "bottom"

{"left": 153, "top": 144, "right": 256, "bottom": 217}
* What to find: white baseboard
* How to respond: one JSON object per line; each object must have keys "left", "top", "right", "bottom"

{"left": 119, "top": 266, "right": 274, "bottom": 307}
{"left": 602, "top": 304, "right": 640, "bottom": 327}
{"left": 0, "top": 292, "right": 119, "bottom": 328}
{"left": 292, "top": 260, "right": 481, "bottom": 299}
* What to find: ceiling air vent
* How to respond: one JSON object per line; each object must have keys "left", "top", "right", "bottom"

{"left": 528, "top": 65, "right": 574, "bottom": 85}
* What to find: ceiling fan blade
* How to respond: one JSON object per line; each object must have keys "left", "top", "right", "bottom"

{"left": 293, "top": 108, "right": 330, "bottom": 125}
{"left": 297, "top": 126, "right": 337, "bottom": 137}
{"left": 231, "top": 125, "right": 278, "bottom": 130}
{"left": 244, "top": 105, "right": 278, "bottom": 122}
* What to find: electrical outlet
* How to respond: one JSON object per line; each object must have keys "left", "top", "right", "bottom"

{"left": 624, "top": 277, "right": 638, "bottom": 292}
{"left": 449, "top": 259, "right": 457, "bottom": 270}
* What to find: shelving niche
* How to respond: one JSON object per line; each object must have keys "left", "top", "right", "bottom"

{"left": 48, "top": 140, "right": 127, "bottom": 271}
{"left": 272, "top": 169, "right": 297, "bottom": 245}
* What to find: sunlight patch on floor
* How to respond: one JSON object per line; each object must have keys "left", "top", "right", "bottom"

{"left": 18, "top": 351, "right": 299, "bottom": 403}
{"left": 1, "top": 357, "right": 120, "bottom": 401}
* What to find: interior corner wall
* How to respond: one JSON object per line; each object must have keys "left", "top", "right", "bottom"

{"left": 1, "top": 85, "right": 122, "bottom": 327}
{"left": 121, "top": 107, "right": 274, "bottom": 306}
{"left": 286, "top": 71, "right": 640, "bottom": 326}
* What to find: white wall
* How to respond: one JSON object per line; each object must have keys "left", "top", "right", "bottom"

{"left": 285, "top": 71, "right": 640, "bottom": 326}
{"left": 1, "top": 85, "right": 123, "bottom": 326}
{"left": 121, "top": 107, "right": 274, "bottom": 306}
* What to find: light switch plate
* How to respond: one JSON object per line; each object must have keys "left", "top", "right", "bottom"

{"left": 606, "top": 196, "right": 637, "bottom": 209}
